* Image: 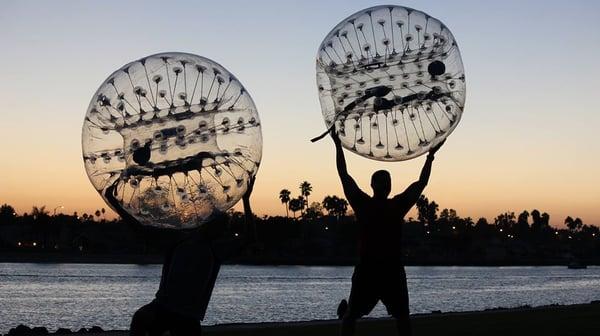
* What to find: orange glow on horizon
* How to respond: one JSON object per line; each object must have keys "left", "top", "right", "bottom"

{"left": 2, "top": 141, "right": 598, "bottom": 228}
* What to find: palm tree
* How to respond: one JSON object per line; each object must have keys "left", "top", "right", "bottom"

{"left": 565, "top": 216, "right": 583, "bottom": 232}
{"left": 289, "top": 198, "right": 303, "bottom": 219}
{"left": 297, "top": 195, "right": 306, "bottom": 216}
{"left": 322, "top": 195, "right": 348, "bottom": 221}
{"left": 31, "top": 205, "right": 49, "bottom": 220}
{"left": 300, "top": 181, "right": 312, "bottom": 210}
{"left": 334, "top": 198, "right": 348, "bottom": 218}
{"left": 323, "top": 195, "right": 337, "bottom": 217}
{"left": 279, "top": 189, "right": 291, "bottom": 217}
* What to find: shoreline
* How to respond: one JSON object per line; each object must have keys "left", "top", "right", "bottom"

{"left": 0, "top": 252, "right": 593, "bottom": 267}
{"left": 6, "top": 302, "right": 600, "bottom": 336}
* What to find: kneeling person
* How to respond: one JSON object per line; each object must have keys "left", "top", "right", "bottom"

{"left": 330, "top": 130, "right": 444, "bottom": 336}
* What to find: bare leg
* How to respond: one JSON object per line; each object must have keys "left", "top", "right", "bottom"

{"left": 341, "top": 265, "right": 376, "bottom": 336}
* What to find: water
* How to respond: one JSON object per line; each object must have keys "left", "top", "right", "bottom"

{"left": 1, "top": 263, "right": 599, "bottom": 333}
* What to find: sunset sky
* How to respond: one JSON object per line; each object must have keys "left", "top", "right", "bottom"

{"left": 1, "top": 0, "right": 599, "bottom": 227}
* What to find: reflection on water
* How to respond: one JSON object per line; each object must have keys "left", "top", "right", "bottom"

{"left": 1, "top": 263, "right": 599, "bottom": 333}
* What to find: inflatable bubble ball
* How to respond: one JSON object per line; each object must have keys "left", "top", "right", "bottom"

{"left": 82, "top": 52, "right": 262, "bottom": 229}
{"left": 315, "top": 5, "right": 465, "bottom": 161}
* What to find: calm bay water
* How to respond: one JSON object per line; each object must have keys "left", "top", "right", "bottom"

{"left": 1, "top": 263, "right": 599, "bottom": 333}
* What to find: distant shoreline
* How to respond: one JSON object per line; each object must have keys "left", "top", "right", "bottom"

{"left": 0, "top": 251, "right": 594, "bottom": 267}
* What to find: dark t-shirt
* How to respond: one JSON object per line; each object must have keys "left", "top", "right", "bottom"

{"left": 155, "top": 232, "right": 243, "bottom": 320}
{"left": 343, "top": 179, "right": 423, "bottom": 263}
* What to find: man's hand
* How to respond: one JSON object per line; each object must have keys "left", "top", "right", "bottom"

{"left": 428, "top": 139, "right": 446, "bottom": 159}
{"left": 243, "top": 175, "right": 256, "bottom": 202}
{"left": 330, "top": 128, "right": 342, "bottom": 148}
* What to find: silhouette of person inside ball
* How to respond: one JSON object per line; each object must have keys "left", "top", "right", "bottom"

{"left": 132, "top": 140, "right": 152, "bottom": 166}
{"left": 128, "top": 177, "right": 256, "bottom": 336}
{"left": 330, "top": 130, "right": 444, "bottom": 336}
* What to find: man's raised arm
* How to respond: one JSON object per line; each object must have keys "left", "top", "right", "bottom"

{"left": 330, "top": 130, "right": 367, "bottom": 204}
{"left": 242, "top": 176, "right": 256, "bottom": 244}
{"left": 394, "top": 140, "right": 445, "bottom": 207}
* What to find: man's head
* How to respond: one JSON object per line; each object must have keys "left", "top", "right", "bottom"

{"left": 371, "top": 170, "right": 391, "bottom": 199}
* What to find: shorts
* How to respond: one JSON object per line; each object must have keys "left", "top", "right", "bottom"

{"left": 345, "top": 264, "right": 409, "bottom": 319}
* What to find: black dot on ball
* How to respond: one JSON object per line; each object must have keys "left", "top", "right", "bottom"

{"left": 428, "top": 60, "right": 446, "bottom": 76}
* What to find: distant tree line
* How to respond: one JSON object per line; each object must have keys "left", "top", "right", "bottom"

{"left": 1, "top": 183, "right": 599, "bottom": 265}
{"left": 278, "top": 181, "right": 348, "bottom": 220}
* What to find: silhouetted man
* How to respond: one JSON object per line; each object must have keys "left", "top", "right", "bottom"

{"left": 330, "top": 130, "right": 444, "bottom": 336}
{"left": 129, "top": 177, "right": 255, "bottom": 336}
